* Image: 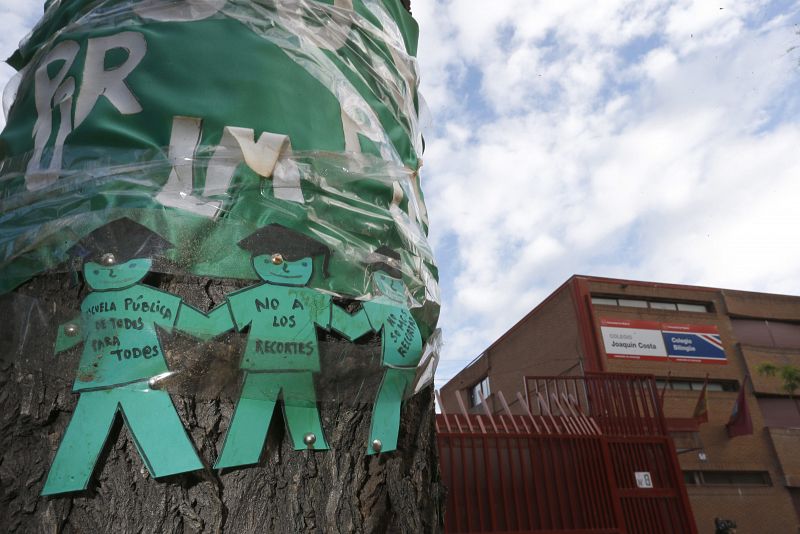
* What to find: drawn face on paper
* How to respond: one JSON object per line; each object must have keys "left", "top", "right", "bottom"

{"left": 84, "top": 258, "right": 153, "bottom": 290}
{"left": 373, "top": 271, "right": 406, "bottom": 302}
{"left": 253, "top": 254, "right": 313, "bottom": 285}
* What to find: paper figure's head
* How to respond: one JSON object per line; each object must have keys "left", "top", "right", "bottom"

{"left": 238, "top": 224, "right": 330, "bottom": 285}
{"left": 366, "top": 246, "right": 406, "bottom": 300}
{"left": 67, "top": 218, "right": 173, "bottom": 290}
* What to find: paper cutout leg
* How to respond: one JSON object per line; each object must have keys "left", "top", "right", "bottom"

{"left": 367, "top": 367, "right": 416, "bottom": 455}
{"left": 42, "top": 383, "right": 202, "bottom": 495}
{"left": 215, "top": 372, "right": 327, "bottom": 469}
{"left": 117, "top": 385, "right": 203, "bottom": 477}
{"left": 42, "top": 389, "right": 119, "bottom": 495}
{"left": 214, "top": 372, "right": 277, "bottom": 469}
{"left": 280, "top": 372, "right": 328, "bottom": 451}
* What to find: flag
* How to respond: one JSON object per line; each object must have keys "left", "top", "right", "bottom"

{"left": 692, "top": 375, "right": 709, "bottom": 424}
{"left": 726, "top": 376, "right": 753, "bottom": 438}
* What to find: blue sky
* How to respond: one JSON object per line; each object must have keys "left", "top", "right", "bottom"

{"left": 2, "top": 1, "right": 800, "bottom": 390}
{"left": 413, "top": 0, "right": 800, "bottom": 388}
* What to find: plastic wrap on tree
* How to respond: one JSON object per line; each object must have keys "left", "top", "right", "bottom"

{"left": 0, "top": 0, "right": 440, "bottom": 494}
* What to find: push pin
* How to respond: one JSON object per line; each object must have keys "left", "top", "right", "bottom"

{"left": 64, "top": 324, "right": 79, "bottom": 337}
{"left": 100, "top": 253, "right": 117, "bottom": 266}
{"left": 271, "top": 253, "right": 283, "bottom": 265}
{"left": 303, "top": 432, "right": 316, "bottom": 448}
{"left": 371, "top": 439, "right": 382, "bottom": 453}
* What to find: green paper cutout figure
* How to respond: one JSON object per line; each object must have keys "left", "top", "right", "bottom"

{"left": 43, "top": 218, "right": 205, "bottom": 496}
{"left": 215, "top": 224, "right": 343, "bottom": 468}
{"left": 331, "top": 247, "right": 422, "bottom": 454}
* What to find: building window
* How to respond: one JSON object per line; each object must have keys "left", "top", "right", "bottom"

{"left": 617, "top": 298, "right": 648, "bottom": 308}
{"left": 591, "top": 295, "right": 710, "bottom": 313}
{"left": 731, "top": 318, "right": 800, "bottom": 350}
{"left": 656, "top": 378, "right": 738, "bottom": 392}
{"left": 677, "top": 303, "right": 708, "bottom": 313}
{"left": 683, "top": 470, "right": 771, "bottom": 487}
{"left": 650, "top": 301, "right": 678, "bottom": 311}
{"left": 469, "top": 377, "right": 490, "bottom": 407}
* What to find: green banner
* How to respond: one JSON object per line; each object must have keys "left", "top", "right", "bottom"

{"left": 0, "top": 0, "right": 436, "bottom": 316}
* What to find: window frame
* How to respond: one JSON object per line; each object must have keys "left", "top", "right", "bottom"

{"left": 655, "top": 377, "right": 739, "bottom": 392}
{"left": 683, "top": 470, "right": 772, "bottom": 487}
{"left": 591, "top": 295, "right": 712, "bottom": 313}
{"left": 468, "top": 376, "right": 491, "bottom": 408}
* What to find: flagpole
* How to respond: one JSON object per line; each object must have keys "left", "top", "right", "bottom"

{"left": 660, "top": 370, "right": 671, "bottom": 408}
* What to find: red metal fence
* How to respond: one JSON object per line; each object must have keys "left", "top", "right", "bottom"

{"left": 436, "top": 373, "right": 696, "bottom": 534}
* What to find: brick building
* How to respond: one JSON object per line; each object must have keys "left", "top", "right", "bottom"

{"left": 440, "top": 275, "right": 800, "bottom": 534}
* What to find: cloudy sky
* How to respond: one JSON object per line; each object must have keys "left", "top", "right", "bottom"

{"left": 413, "top": 0, "right": 800, "bottom": 387}
{"left": 2, "top": 1, "right": 800, "bottom": 389}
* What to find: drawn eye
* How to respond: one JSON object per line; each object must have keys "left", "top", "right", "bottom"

{"left": 302, "top": 261, "right": 308, "bottom": 267}
{"left": 93, "top": 270, "right": 100, "bottom": 275}
{"left": 129, "top": 263, "right": 137, "bottom": 269}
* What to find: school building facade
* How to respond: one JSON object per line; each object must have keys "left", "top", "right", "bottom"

{"left": 440, "top": 275, "right": 800, "bottom": 534}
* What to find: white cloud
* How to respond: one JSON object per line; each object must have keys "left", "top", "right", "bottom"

{"left": 415, "top": 0, "right": 800, "bottom": 383}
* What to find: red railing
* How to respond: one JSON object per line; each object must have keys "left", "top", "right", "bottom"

{"left": 436, "top": 373, "right": 696, "bottom": 534}
{"left": 524, "top": 374, "right": 666, "bottom": 436}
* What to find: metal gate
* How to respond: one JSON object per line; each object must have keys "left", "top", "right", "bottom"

{"left": 436, "top": 373, "right": 696, "bottom": 534}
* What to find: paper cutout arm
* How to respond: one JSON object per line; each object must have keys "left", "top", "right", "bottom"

{"left": 54, "top": 318, "right": 83, "bottom": 353}
{"left": 145, "top": 288, "right": 183, "bottom": 333}
{"left": 175, "top": 304, "right": 234, "bottom": 341}
{"left": 227, "top": 291, "right": 254, "bottom": 331}
{"left": 331, "top": 304, "right": 374, "bottom": 341}
{"left": 313, "top": 294, "right": 333, "bottom": 330}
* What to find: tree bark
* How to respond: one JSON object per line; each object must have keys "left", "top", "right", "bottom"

{"left": 0, "top": 272, "right": 444, "bottom": 533}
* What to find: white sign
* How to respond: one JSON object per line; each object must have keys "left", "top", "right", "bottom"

{"left": 635, "top": 471, "right": 654, "bottom": 489}
{"left": 600, "top": 319, "right": 668, "bottom": 361}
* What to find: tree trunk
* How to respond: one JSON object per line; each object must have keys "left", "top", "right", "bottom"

{"left": 0, "top": 272, "right": 444, "bottom": 533}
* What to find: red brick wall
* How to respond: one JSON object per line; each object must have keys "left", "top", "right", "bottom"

{"left": 439, "top": 281, "right": 582, "bottom": 415}
{"left": 585, "top": 279, "right": 799, "bottom": 534}
{"left": 439, "top": 277, "right": 800, "bottom": 533}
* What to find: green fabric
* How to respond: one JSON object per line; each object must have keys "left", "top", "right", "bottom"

{"left": 11, "top": 1, "right": 418, "bottom": 71}
{"left": 42, "top": 381, "right": 203, "bottom": 495}
{"left": 215, "top": 371, "right": 327, "bottom": 468}
{"left": 367, "top": 366, "right": 415, "bottom": 455}
{"left": 378, "top": 0, "right": 419, "bottom": 56}
{"left": 0, "top": 1, "right": 433, "bottom": 304}
{"left": 2, "top": 20, "right": 346, "bottom": 167}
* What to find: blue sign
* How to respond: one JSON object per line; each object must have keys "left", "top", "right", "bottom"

{"left": 661, "top": 324, "right": 726, "bottom": 364}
